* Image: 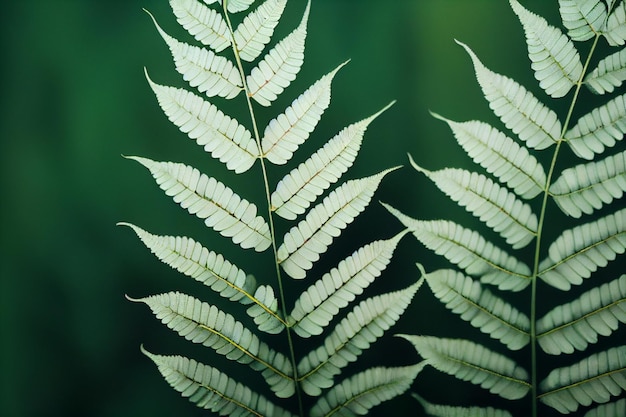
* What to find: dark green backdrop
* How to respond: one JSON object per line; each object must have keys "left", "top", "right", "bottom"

{"left": 1, "top": 1, "right": 568, "bottom": 416}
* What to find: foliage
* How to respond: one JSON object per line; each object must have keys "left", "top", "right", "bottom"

{"left": 121, "top": 0, "right": 423, "bottom": 416}
{"left": 387, "top": 0, "right": 626, "bottom": 416}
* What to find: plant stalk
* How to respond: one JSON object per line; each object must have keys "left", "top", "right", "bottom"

{"left": 222, "top": 4, "right": 305, "bottom": 416}
{"left": 529, "top": 33, "right": 600, "bottom": 417}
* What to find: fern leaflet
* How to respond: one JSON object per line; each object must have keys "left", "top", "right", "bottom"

{"left": 309, "top": 364, "right": 426, "bottom": 417}
{"left": 297, "top": 281, "right": 422, "bottom": 396}
{"left": 399, "top": 335, "right": 531, "bottom": 400}
{"left": 537, "top": 274, "right": 626, "bottom": 355}
{"left": 142, "top": 347, "right": 297, "bottom": 417}
{"left": 539, "top": 346, "right": 626, "bottom": 413}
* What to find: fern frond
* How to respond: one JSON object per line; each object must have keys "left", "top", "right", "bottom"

{"left": 458, "top": 40, "right": 561, "bottom": 150}
{"left": 550, "top": 150, "right": 626, "bottom": 218}
{"left": 412, "top": 393, "right": 514, "bottom": 417}
{"left": 246, "top": 0, "right": 310, "bottom": 107}
{"left": 539, "top": 345, "right": 626, "bottom": 413}
{"left": 583, "top": 398, "right": 626, "bottom": 417}
{"left": 278, "top": 168, "right": 398, "bottom": 279}
{"left": 145, "top": 71, "right": 259, "bottom": 173}
{"left": 225, "top": 0, "right": 255, "bottom": 14}
{"left": 424, "top": 269, "right": 530, "bottom": 350}
{"left": 271, "top": 101, "right": 393, "bottom": 219}
{"left": 147, "top": 11, "right": 243, "bottom": 99}
{"left": 585, "top": 48, "right": 626, "bottom": 94}
{"left": 605, "top": 1, "right": 626, "bottom": 46}
{"left": 297, "top": 281, "right": 423, "bottom": 396}
{"left": 431, "top": 115, "right": 547, "bottom": 199}
{"left": 128, "top": 156, "right": 272, "bottom": 252}
{"left": 411, "top": 161, "right": 538, "bottom": 249}
{"left": 261, "top": 62, "right": 346, "bottom": 166}
{"left": 134, "top": 292, "right": 295, "bottom": 397}
{"left": 537, "top": 274, "right": 626, "bottom": 355}
{"left": 384, "top": 204, "right": 531, "bottom": 292}
{"left": 565, "top": 93, "right": 626, "bottom": 159}
{"left": 309, "top": 363, "right": 426, "bottom": 417}
{"left": 539, "top": 208, "right": 626, "bottom": 290}
{"left": 234, "top": 0, "right": 287, "bottom": 62}
{"left": 558, "top": 0, "right": 607, "bottom": 41}
{"left": 288, "top": 231, "right": 408, "bottom": 338}
{"left": 142, "top": 348, "right": 296, "bottom": 417}
{"left": 511, "top": 0, "right": 583, "bottom": 98}
{"left": 399, "top": 335, "right": 531, "bottom": 400}
{"left": 169, "top": 0, "right": 230, "bottom": 52}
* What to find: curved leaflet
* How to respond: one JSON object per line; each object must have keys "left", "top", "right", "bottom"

{"left": 127, "top": 156, "right": 271, "bottom": 252}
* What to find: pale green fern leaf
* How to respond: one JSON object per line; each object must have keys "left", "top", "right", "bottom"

{"left": 558, "top": 0, "right": 607, "bottom": 41}
{"left": 278, "top": 168, "right": 398, "bottom": 279}
{"left": 565, "top": 93, "right": 626, "bottom": 159}
{"left": 539, "top": 345, "right": 626, "bottom": 413}
{"left": 145, "top": 72, "right": 258, "bottom": 173}
{"left": 118, "top": 223, "right": 275, "bottom": 310}
{"left": 288, "top": 231, "right": 408, "bottom": 338}
{"left": 412, "top": 393, "right": 513, "bottom": 417}
{"left": 169, "top": 0, "right": 230, "bottom": 52}
{"left": 134, "top": 292, "right": 295, "bottom": 397}
{"left": 584, "top": 398, "right": 626, "bottom": 417}
{"left": 550, "top": 150, "right": 626, "bottom": 218}
{"left": 246, "top": 0, "right": 310, "bottom": 107}
{"left": 226, "top": 0, "right": 255, "bottom": 14}
{"left": 247, "top": 284, "right": 285, "bottom": 334}
{"left": 511, "top": 0, "right": 583, "bottom": 98}
{"left": 297, "top": 281, "right": 423, "bottom": 396}
{"left": 585, "top": 47, "right": 626, "bottom": 94}
{"left": 605, "top": 1, "right": 626, "bottom": 46}
{"left": 537, "top": 275, "right": 626, "bottom": 355}
{"left": 234, "top": 0, "right": 287, "bottom": 62}
{"left": 431, "top": 114, "right": 547, "bottom": 199}
{"left": 309, "top": 363, "right": 426, "bottom": 417}
{"left": 147, "top": 12, "right": 242, "bottom": 99}
{"left": 384, "top": 204, "right": 531, "bottom": 292}
{"left": 458, "top": 40, "right": 561, "bottom": 150}
{"left": 261, "top": 62, "right": 346, "bottom": 166}
{"left": 141, "top": 348, "right": 296, "bottom": 417}
{"left": 424, "top": 269, "right": 530, "bottom": 350}
{"left": 398, "top": 335, "right": 531, "bottom": 400}
{"left": 410, "top": 160, "right": 538, "bottom": 249}
{"left": 539, "top": 208, "right": 626, "bottom": 290}
{"left": 127, "top": 156, "right": 271, "bottom": 252}
{"left": 272, "top": 101, "right": 393, "bottom": 220}
{"left": 122, "top": 221, "right": 282, "bottom": 334}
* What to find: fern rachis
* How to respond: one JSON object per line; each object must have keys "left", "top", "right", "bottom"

{"left": 389, "top": 1, "right": 626, "bottom": 416}
{"left": 121, "top": 1, "right": 423, "bottom": 416}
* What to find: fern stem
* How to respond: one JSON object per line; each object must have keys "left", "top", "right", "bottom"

{"left": 529, "top": 33, "right": 601, "bottom": 417}
{"left": 222, "top": 4, "right": 304, "bottom": 416}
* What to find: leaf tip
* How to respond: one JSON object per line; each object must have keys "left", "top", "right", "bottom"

{"left": 139, "top": 344, "right": 157, "bottom": 361}
{"left": 125, "top": 294, "right": 143, "bottom": 303}
{"left": 415, "top": 263, "right": 427, "bottom": 277}
{"left": 428, "top": 110, "right": 447, "bottom": 123}
{"left": 124, "top": 155, "right": 153, "bottom": 168}
{"left": 407, "top": 154, "right": 429, "bottom": 175}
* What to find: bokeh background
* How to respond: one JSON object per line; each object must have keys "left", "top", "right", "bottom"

{"left": 4, "top": 1, "right": 620, "bottom": 416}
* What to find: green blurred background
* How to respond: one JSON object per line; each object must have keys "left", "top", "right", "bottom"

{"left": 2, "top": 1, "right": 600, "bottom": 416}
